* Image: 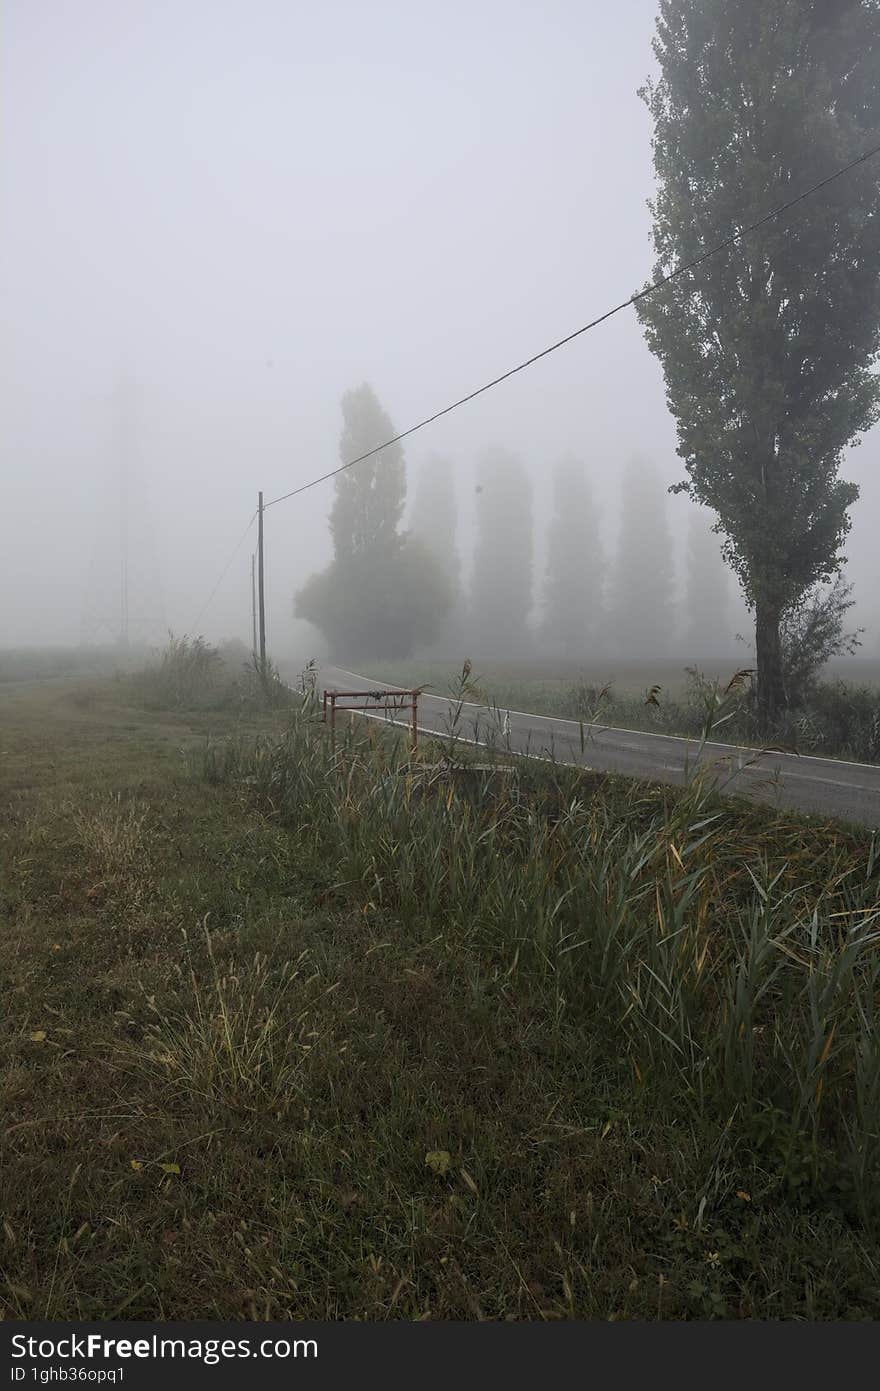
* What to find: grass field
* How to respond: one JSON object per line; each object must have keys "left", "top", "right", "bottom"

{"left": 354, "top": 654, "right": 880, "bottom": 695}
{"left": 0, "top": 646, "right": 148, "bottom": 686}
{"left": 3, "top": 672, "right": 880, "bottom": 1319}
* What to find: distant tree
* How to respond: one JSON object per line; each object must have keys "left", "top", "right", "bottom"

{"left": 469, "top": 447, "right": 534, "bottom": 654}
{"left": 330, "top": 384, "right": 405, "bottom": 562}
{"left": 541, "top": 456, "right": 603, "bottom": 653}
{"left": 637, "top": 0, "right": 880, "bottom": 725}
{"left": 684, "top": 509, "right": 731, "bottom": 655}
{"left": 295, "top": 384, "right": 451, "bottom": 658}
{"left": 295, "top": 537, "right": 452, "bottom": 660}
{"left": 409, "top": 453, "right": 464, "bottom": 651}
{"left": 607, "top": 457, "right": 674, "bottom": 656}
{"left": 409, "top": 453, "right": 460, "bottom": 592}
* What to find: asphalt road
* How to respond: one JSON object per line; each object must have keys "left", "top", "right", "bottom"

{"left": 317, "top": 664, "right": 880, "bottom": 829}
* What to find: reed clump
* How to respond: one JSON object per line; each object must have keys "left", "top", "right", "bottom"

{"left": 198, "top": 696, "right": 880, "bottom": 1222}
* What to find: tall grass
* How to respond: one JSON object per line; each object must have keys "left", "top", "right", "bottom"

{"left": 132, "top": 927, "right": 317, "bottom": 1116}
{"left": 6, "top": 668, "right": 880, "bottom": 1317}
{"left": 196, "top": 699, "right": 880, "bottom": 1221}
{"left": 128, "top": 634, "right": 294, "bottom": 712}
{"left": 363, "top": 660, "right": 880, "bottom": 764}
{"left": 540, "top": 668, "right": 880, "bottom": 764}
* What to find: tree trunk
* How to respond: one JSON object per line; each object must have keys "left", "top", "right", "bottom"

{"left": 755, "top": 599, "right": 784, "bottom": 731}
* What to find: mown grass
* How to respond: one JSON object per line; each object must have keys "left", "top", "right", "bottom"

{"left": 2, "top": 676, "right": 880, "bottom": 1320}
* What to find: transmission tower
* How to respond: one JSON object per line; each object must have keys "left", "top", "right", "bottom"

{"left": 80, "top": 374, "right": 166, "bottom": 649}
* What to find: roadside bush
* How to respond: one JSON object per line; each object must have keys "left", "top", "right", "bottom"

{"left": 789, "top": 681, "right": 880, "bottom": 762}
{"left": 128, "top": 634, "right": 295, "bottom": 713}
{"left": 780, "top": 576, "right": 863, "bottom": 707}
{"left": 557, "top": 667, "right": 880, "bottom": 764}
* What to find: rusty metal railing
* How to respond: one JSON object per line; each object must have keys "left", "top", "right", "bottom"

{"left": 322, "top": 687, "right": 420, "bottom": 751}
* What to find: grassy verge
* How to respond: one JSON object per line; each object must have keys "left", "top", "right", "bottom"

{"left": 2, "top": 676, "right": 880, "bottom": 1319}
{"left": 357, "top": 659, "right": 880, "bottom": 765}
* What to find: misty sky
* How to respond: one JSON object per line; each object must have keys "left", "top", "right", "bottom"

{"left": 2, "top": 0, "right": 878, "bottom": 653}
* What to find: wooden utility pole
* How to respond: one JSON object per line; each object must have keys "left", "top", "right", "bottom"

{"left": 251, "top": 553, "right": 257, "bottom": 661}
{"left": 257, "top": 491, "right": 266, "bottom": 672}
{"left": 119, "top": 403, "right": 130, "bottom": 650}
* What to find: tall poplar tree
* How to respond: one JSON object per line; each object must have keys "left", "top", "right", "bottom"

{"left": 637, "top": 0, "right": 880, "bottom": 723}
{"left": 296, "top": 384, "right": 451, "bottom": 657}
{"left": 542, "top": 456, "right": 603, "bottom": 652}
{"left": 608, "top": 456, "right": 675, "bottom": 656}
{"left": 409, "top": 453, "right": 460, "bottom": 593}
{"left": 469, "top": 447, "right": 534, "bottom": 654}
{"left": 684, "top": 508, "right": 732, "bottom": 656}
{"left": 330, "top": 384, "right": 405, "bottom": 563}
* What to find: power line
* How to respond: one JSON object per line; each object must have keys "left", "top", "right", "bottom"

{"left": 263, "top": 139, "right": 880, "bottom": 512}
{"left": 188, "top": 510, "right": 257, "bottom": 634}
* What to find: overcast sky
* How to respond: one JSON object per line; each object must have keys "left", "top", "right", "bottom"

{"left": 2, "top": 0, "right": 878, "bottom": 653}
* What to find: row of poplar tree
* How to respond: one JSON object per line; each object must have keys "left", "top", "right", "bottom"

{"left": 295, "top": 383, "right": 734, "bottom": 662}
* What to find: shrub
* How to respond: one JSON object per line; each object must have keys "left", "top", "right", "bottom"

{"left": 128, "top": 634, "right": 295, "bottom": 713}
{"left": 295, "top": 538, "right": 453, "bottom": 660}
{"left": 781, "top": 576, "right": 863, "bottom": 707}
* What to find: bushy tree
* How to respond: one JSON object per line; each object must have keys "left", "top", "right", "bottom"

{"left": 607, "top": 456, "right": 674, "bottom": 656}
{"left": 295, "top": 537, "right": 452, "bottom": 660}
{"left": 637, "top": 0, "right": 880, "bottom": 723}
{"left": 541, "top": 456, "right": 603, "bottom": 653}
{"left": 469, "top": 447, "right": 534, "bottom": 654}
{"left": 295, "top": 385, "right": 451, "bottom": 658}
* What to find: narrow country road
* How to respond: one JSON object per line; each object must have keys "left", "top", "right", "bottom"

{"left": 317, "top": 664, "right": 880, "bottom": 829}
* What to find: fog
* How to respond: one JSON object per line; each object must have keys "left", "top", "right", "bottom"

{"left": 3, "top": 0, "right": 879, "bottom": 660}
